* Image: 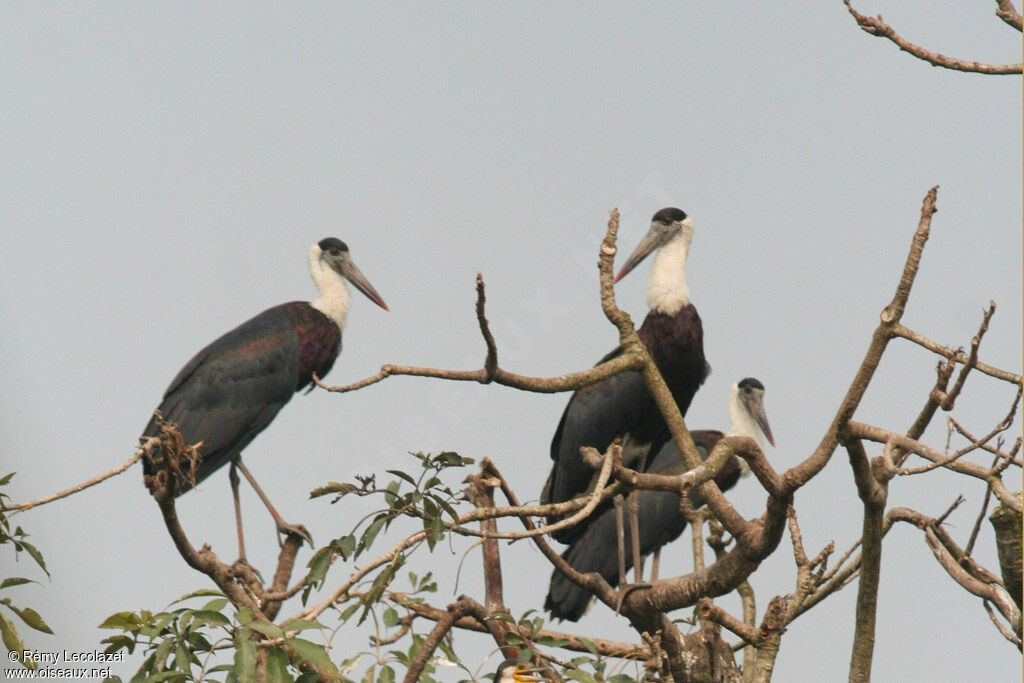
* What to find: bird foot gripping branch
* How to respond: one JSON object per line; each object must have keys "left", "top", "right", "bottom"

{"left": 141, "top": 413, "right": 201, "bottom": 500}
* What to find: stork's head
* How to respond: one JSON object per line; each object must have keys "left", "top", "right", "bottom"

{"left": 730, "top": 377, "right": 775, "bottom": 447}
{"left": 614, "top": 207, "right": 693, "bottom": 283}
{"left": 493, "top": 658, "right": 545, "bottom": 683}
{"left": 312, "top": 237, "right": 389, "bottom": 311}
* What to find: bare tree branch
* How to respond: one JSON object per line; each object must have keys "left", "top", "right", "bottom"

{"left": 402, "top": 600, "right": 467, "bottom": 683}
{"left": 392, "top": 590, "right": 647, "bottom": 663}
{"left": 8, "top": 440, "right": 150, "bottom": 514}
{"left": 891, "top": 322, "right": 1022, "bottom": 385}
{"left": 846, "top": 437, "right": 888, "bottom": 683}
{"left": 889, "top": 507, "right": 1022, "bottom": 648}
{"left": 843, "top": 0, "right": 1023, "bottom": 74}
{"left": 847, "top": 420, "right": 1021, "bottom": 511}
{"left": 995, "top": 0, "right": 1024, "bottom": 31}
{"left": 787, "top": 187, "right": 938, "bottom": 493}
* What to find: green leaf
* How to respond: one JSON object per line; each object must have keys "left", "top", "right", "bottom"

{"left": 337, "top": 534, "right": 356, "bottom": 560}
{"left": 579, "top": 637, "right": 599, "bottom": 655}
{"left": 502, "top": 631, "right": 525, "bottom": 646}
{"left": 152, "top": 638, "right": 174, "bottom": 671}
{"left": 382, "top": 607, "right": 398, "bottom": 628}
{"left": 422, "top": 497, "right": 438, "bottom": 520}
{"left": 310, "top": 482, "right": 357, "bottom": 499}
{"left": 565, "top": 671, "right": 598, "bottom": 683}
{"left": 0, "top": 610, "right": 31, "bottom": 669}
{"left": 185, "top": 629, "right": 213, "bottom": 653}
{"left": 359, "top": 515, "right": 387, "bottom": 553}
{"left": 15, "top": 540, "right": 49, "bottom": 578}
{"left": 189, "top": 610, "right": 231, "bottom": 628}
{"left": 199, "top": 597, "right": 229, "bottom": 613}
{"left": 101, "top": 634, "right": 135, "bottom": 655}
{"left": 265, "top": 647, "right": 293, "bottom": 683}
{"left": 0, "top": 578, "right": 33, "bottom": 590}
{"left": 535, "top": 635, "right": 570, "bottom": 647}
{"left": 435, "top": 452, "right": 472, "bottom": 468}
{"left": 386, "top": 469, "right": 417, "bottom": 487}
{"left": 247, "top": 619, "right": 285, "bottom": 639}
{"left": 305, "top": 546, "right": 333, "bottom": 586}
{"left": 339, "top": 602, "right": 360, "bottom": 622}
{"left": 172, "top": 588, "right": 225, "bottom": 604}
{"left": 435, "top": 497, "right": 460, "bottom": 522}
{"left": 5, "top": 603, "right": 52, "bottom": 634}
{"left": 148, "top": 611, "right": 176, "bottom": 637}
{"left": 280, "top": 618, "right": 326, "bottom": 633}
{"left": 99, "top": 611, "right": 141, "bottom": 630}
{"left": 174, "top": 641, "right": 191, "bottom": 674}
{"left": 233, "top": 630, "right": 257, "bottom": 680}
{"left": 376, "top": 664, "right": 395, "bottom": 683}
{"left": 0, "top": 472, "right": 15, "bottom": 486}
{"left": 285, "top": 636, "right": 338, "bottom": 673}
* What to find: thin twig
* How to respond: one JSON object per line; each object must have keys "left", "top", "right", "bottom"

{"left": 843, "top": 0, "right": 1023, "bottom": 74}
{"left": 8, "top": 442, "right": 151, "bottom": 514}
{"left": 891, "top": 322, "right": 1022, "bottom": 385}
{"left": 964, "top": 456, "right": 999, "bottom": 557}
{"left": 940, "top": 302, "right": 996, "bottom": 409}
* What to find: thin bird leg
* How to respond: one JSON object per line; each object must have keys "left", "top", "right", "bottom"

{"left": 229, "top": 460, "right": 249, "bottom": 563}
{"left": 614, "top": 494, "right": 627, "bottom": 586}
{"left": 651, "top": 547, "right": 660, "bottom": 581}
{"left": 628, "top": 490, "right": 643, "bottom": 583}
{"left": 234, "top": 458, "right": 315, "bottom": 547}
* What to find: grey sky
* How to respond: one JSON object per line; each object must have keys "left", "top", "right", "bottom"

{"left": 2, "top": 3, "right": 1021, "bottom": 680}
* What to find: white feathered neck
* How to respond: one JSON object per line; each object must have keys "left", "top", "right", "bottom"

{"left": 308, "top": 243, "right": 350, "bottom": 331}
{"left": 646, "top": 219, "right": 693, "bottom": 315}
{"left": 728, "top": 382, "right": 767, "bottom": 475}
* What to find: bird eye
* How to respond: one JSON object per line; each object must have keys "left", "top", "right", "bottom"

{"left": 744, "top": 386, "right": 752, "bottom": 394}
{"left": 329, "top": 247, "right": 340, "bottom": 256}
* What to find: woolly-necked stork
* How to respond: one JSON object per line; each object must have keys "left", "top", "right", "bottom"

{"left": 142, "top": 238, "right": 387, "bottom": 557}
{"left": 545, "top": 378, "right": 774, "bottom": 621}
{"left": 540, "top": 208, "right": 708, "bottom": 543}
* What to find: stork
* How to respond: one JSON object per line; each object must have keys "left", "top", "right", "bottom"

{"left": 544, "top": 378, "right": 774, "bottom": 621}
{"left": 540, "top": 208, "right": 708, "bottom": 543}
{"left": 141, "top": 238, "right": 387, "bottom": 559}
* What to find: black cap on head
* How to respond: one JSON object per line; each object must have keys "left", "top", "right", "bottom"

{"left": 738, "top": 377, "right": 765, "bottom": 392}
{"left": 652, "top": 207, "right": 688, "bottom": 225}
{"left": 318, "top": 237, "right": 349, "bottom": 254}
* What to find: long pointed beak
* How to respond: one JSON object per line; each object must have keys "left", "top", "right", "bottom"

{"left": 614, "top": 228, "right": 662, "bottom": 283}
{"left": 743, "top": 392, "right": 775, "bottom": 447}
{"left": 341, "top": 258, "right": 389, "bottom": 311}
{"left": 513, "top": 666, "right": 545, "bottom": 682}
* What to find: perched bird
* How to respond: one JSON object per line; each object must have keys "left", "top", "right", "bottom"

{"left": 545, "top": 378, "right": 775, "bottom": 622}
{"left": 141, "top": 238, "right": 387, "bottom": 557}
{"left": 493, "top": 657, "right": 545, "bottom": 683}
{"left": 541, "top": 208, "right": 708, "bottom": 543}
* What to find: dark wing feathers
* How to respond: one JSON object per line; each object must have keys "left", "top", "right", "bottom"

{"left": 542, "top": 306, "right": 707, "bottom": 544}
{"left": 545, "top": 430, "right": 743, "bottom": 621}
{"left": 142, "top": 305, "right": 301, "bottom": 494}
{"left": 542, "top": 346, "right": 660, "bottom": 524}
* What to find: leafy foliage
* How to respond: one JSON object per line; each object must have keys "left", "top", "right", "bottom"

{"left": 0, "top": 473, "right": 54, "bottom": 671}
{"left": 100, "top": 590, "right": 331, "bottom": 682}
{"left": 100, "top": 452, "right": 497, "bottom": 680}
